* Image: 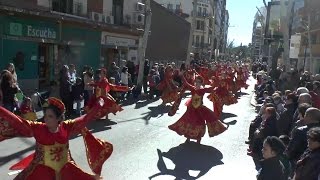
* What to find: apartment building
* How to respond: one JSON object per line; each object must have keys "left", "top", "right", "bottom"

{"left": 0, "top": 0, "right": 144, "bottom": 91}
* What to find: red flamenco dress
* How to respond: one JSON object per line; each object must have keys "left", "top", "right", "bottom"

{"left": 168, "top": 79, "right": 227, "bottom": 140}
{"left": 157, "top": 67, "right": 179, "bottom": 104}
{"left": 85, "top": 77, "right": 128, "bottom": 116}
{"left": 0, "top": 97, "right": 113, "bottom": 180}
{"left": 208, "top": 75, "right": 237, "bottom": 119}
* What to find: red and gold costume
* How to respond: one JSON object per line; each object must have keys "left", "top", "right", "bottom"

{"left": 235, "top": 67, "right": 249, "bottom": 91}
{"left": 157, "top": 67, "right": 179, "bottom": 104}
{"left": 0, "top": 97, "right": 113, "bottom": 180}
{"left": 19, "top": 98, "right": 37, "bottom": 121}
{"left": 168, "top": 77, "right": 226, "bottom": 140}
{"left": 168, "top": 69, "right": 196, "bottom": 116}
{"left": 86, "top": 77, "right": 128, "bottom": 115}
{"left": 208, "top": 73, "right": 237, "bottom": 119}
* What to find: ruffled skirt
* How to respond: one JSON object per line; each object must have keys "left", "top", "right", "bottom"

{"left": 168, "top": 106, "right": 227, "bottom": 139}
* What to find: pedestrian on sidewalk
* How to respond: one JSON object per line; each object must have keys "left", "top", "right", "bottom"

{"left": 83, "top": 67, "right": 94, "bottom": 106}
{"left": 72, "top": 77, "right": 84, "bottom": 116}
{"left": 0, "top": 70, "right": 18, "bottom": 112}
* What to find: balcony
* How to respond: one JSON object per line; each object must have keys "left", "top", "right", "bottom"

{"left": 50, "top": 0, "right": 87, "bottom": 17}
{"left": 193, "top": 43, "right": 211, "bottom": 48}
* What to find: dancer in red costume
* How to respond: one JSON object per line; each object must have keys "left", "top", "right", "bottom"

{"left": 168, "top": 75, "right": 227, "bottom": 144}
{"left": 208, "top": 71, "right": 237, "bottom": 119}
{"left": 0, "top": 97, "right": 113, "bottom": 180}
{"left": 235, "top": 66, "right": 249, "bottom": 91}
{"left": 157, "top": 66, "right": 179, "bottom": 105}
{"left": 85, "top": 68, "right": 129, "bottom": 119}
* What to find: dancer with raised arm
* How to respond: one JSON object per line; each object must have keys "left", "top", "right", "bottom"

{"left": 168, "top": 75, "right": 227, "bottom": 144}
{"left": 0, "top": 97, "right": 112, "bottom": 180}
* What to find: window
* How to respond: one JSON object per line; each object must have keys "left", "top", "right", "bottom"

{"left": 176, "top": 4, "right": 181, "bottom": 10}
{"left": 201, "top": 36, "right": 204, "bottom": 45}
{"left": 201, "top": 21, "right": 205, "bottom": 30}
{"left": 192, "top": 35, "right": 195, "bottom": 45}
{"left": 198, "top": 7, "right": 202, "bottom": 16}
{"left": 203, "top": 8, "right": 207, "bottom": 16}
{"left": 197, "top": 20, "right": 201, "bottom": 30}
{"left": 196, "top": 36, "right": 200, "bottom": 46}
{"left": 311, "top": 34, "right": 317, "bottom": 44}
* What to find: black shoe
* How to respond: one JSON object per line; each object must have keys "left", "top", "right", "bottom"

{"left": 245, "top": 140, "right": 251, "bottom": 144}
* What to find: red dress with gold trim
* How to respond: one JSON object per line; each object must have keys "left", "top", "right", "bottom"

{"left": 168, "top": 81, "right": 227, "bottom": 140}
{"left": 86, "top": 77, "right": 128, "bottom": 114}
{"left": 235, "top": 69, "right": 249, "bottom": 91}
{"left": 0, "top": 100, "right": 113, "bottom": 180}
{"left": 157, "top": 69, "right": 179, "bottom": 104}
{"left": 208, "top": 76, "right": 237, "bottom": 119}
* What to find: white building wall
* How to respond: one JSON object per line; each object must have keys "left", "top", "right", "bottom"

{"left": 37, "top": 0, "right": 50, "bottom": 7}
{"left": 103, "top": 0, "right": 113, "bottom": 14}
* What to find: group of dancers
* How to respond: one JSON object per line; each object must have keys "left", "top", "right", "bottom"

{"left": 0, "top": 62, "right": 249, "bottom": 179}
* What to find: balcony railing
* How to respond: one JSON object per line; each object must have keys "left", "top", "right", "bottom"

{"left": 50, "top": 0, "right": 87, "bottom": 16}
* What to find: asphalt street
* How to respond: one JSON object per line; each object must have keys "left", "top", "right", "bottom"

{"left": 0, "top": 77, "right": 258, "bottom": 180}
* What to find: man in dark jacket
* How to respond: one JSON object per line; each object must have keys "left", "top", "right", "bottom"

{"left": 293, "top": 127, "right": 320, "bottom": 180}
{"left": 286, "top": 108, "right": 320, "bottom": 163}
{"left": 277, "top": 93, "right": 297, "bottom": 136}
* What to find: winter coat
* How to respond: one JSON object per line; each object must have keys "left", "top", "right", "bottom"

{"left": 257, "top": 156, "right": 287, "bottom": 180}
{"left": 277, "top": 103, "right": 297, "bottom": 136}
{"left": 286, "top": 123, "right": 320, "bottom": 162}
{"left": 293, "top": 148, "right": 320, "bottom": 180}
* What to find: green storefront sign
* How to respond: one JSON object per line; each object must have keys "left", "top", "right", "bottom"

{"left": 7, "top": 22, "right": 58, "bottom": 39}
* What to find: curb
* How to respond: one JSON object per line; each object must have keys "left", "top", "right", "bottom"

{"left": 250, "top": 93, "right": 257, "bottom": 107}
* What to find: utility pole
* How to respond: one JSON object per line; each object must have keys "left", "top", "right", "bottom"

{"left": 307, "top": 13, "right": 312, "bottom": 73}
{"left": 136, "top": 0, "right": 152, "bottom": 93}
{"left": 209, "top": 0, "right": 215, "bottom": 61}
{"left": 186, "top": 0, "right": 198, "bottom": 65}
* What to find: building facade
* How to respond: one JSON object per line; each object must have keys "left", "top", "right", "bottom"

{"left": 146, "top": 0, "right": 191, "bottom": 66}
{"left": 295, "top": 0, "right": 320, "bottom": 74}
{"left": 0, "top": 0, "right": 144, "bottom": 92}
{"left": 152, "top": 0, "right": 228, "bottom": 60}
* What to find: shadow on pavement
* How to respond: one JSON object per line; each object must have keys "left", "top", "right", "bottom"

{"left": 221, "top": 112, "right": 237, "bottom": 121}
{"left": 135, "top": 97, "right": 160, "bottom": 109}
{"left": 86, "top": 120, "right": 116, "bottom": 133}
{"left": 150, "top": 142, "right": 224, "bottom": 180}
{"left": 141, "top": 105, "right": 172, "bottom": 125}
{"left": 0, "top": 145, "right": 35, "bottom": 166}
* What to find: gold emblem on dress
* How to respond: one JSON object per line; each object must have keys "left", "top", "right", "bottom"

{"left": 43, "top": 143, "right": 68, "bottom": 172}
{"left": 192, "top": 94, "right": 202, "bottom": 108}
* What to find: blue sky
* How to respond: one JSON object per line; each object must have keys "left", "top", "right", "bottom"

{"left": 226, "top": 0, "right": 265, "bottom": 46}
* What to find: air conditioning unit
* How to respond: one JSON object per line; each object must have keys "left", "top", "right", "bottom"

{"left": 90, "top": 12, "right": 102, "bottom": 22}
{"left": 134, "top": 13, "right": 145, "bottom": 25}
{"left": 102, "top": 15, "right": 114, "bottom": 24}
{"left": 135, "top": 2, "right": 145, "bottom": 12}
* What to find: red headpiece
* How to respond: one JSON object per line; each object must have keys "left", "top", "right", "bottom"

{"left": 46, "top": 97, "right": 65, "bottom": 113}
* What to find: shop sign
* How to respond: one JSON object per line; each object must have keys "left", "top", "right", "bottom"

{"left": 8, "top": 22, "right": 57, "bottom": 39}
{"left": 102, "top": 35, "right": 136, "bottom": 47}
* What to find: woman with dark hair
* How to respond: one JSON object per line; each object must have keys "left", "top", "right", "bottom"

{"left": 59, "top": 65, "right": 73, "bottom": 117}
{"left": 0, "top": 70, "right": 18, "bottom": 112}
{"left": 168, "top": 75, "right": 227, "bottom": 144}
{"left": 257, "top": 136, "right": 287, "bottom": 180}
{"left": 0, "top": 97, "right": 112, "bottom": 179}
{"left": 85, "top": 68, "right": 129, "bottom": 120}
